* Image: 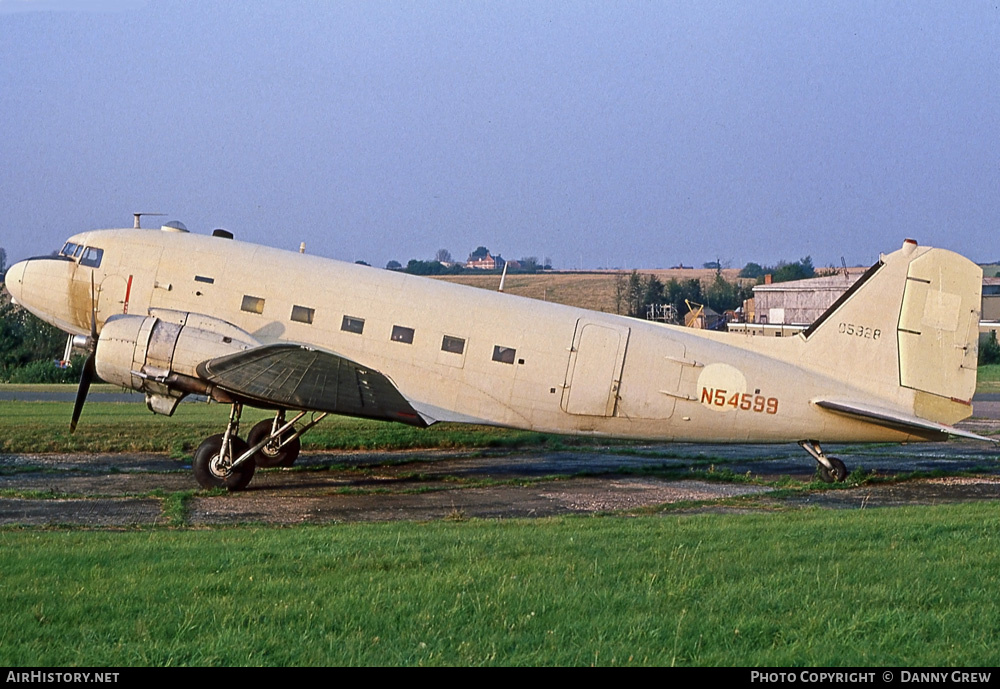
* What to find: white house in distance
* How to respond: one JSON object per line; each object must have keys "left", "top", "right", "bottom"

{"left": 465, "top": 250, "right": 508, "bottom": 271}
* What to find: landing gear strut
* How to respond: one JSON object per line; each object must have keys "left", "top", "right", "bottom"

{"left": 799, "top": 440, "right": 848, "bottom": 483}
{"left": 193, "top": 403, "right": 256, "bottom": 490}
{"left": 192, "top": 406, "right": 329, "bottom": 490}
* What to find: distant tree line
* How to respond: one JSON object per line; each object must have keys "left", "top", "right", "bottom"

{"left": 383, "top": 246, "right": 552, "bottom": 276}
{"left": 739, "top": 257, "right": 815, "bottom": 283}
{"left": 981, "top": 332, "right": 1000, "bottom": 366}
{"left": 614, "top": 272, "right": 752, "bottom": 322}
{"left": 399, "top": 259, "right": 466, "bottom": 276}
{"left": 0, "top": 296, "right": 80, "bottom": 383}
{"left": 0, "top": 239, "right": 83, "bottom": 381}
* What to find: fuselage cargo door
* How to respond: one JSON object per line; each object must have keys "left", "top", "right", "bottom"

{"left": 561, "top": 320, "right": 630, "bottom": 416}
{"left": 97, "top": 274, "right": 129, "bottom": 321}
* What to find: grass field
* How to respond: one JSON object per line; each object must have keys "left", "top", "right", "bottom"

{"left": 0, "top": 398, "right": 580, "bottom": 455}
{"left": 2, "top": 506, "right": 999, "bottom": 666}
{"left": 3, "top": 361, "right": 997, "bottom": 455}
{"left": 3, "top": 384, "right": 1000, "bottom": 667}
{"left": 977, "top": 364, "right": 1000, "bottom": 394}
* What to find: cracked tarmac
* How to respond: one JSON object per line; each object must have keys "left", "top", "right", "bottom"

{"left": 2, "top": 425, "right": 999, "bottom": 526}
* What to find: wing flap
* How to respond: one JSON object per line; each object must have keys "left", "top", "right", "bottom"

{"left": 197, "top": 344, "right": 429, "bottom": 427}
{"left": 813, "top": 398, "right": 994, "bottom": 443}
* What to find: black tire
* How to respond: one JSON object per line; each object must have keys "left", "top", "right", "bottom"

{"left": 246, "top": 419, "right": 301, "bottom": 468}
{"left": 817, "top": 457, "right": 848, "bottom": 483}
{"left": 829, "top": 457, "right": 848, "bottom": 482}
{"left": 193, "top": 433, "right": 256, "bottom": 491}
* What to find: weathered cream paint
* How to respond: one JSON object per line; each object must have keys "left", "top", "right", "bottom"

{"left": 4, "top": 229, "right": 986, "bottom": 445}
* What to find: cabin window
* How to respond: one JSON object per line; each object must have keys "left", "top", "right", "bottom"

{"left": 194, "top": 275, "right": 215, "bottom": 284}
{"left": 79, "top": 246, "right": 104, "bottom": 268}
{"left": 241, "top": 295, "right": 265, "bottom": 314}
{"left": 342, "top": 315, "right": 365, "bottom": 334}
{"left": 441, "top": 335, "right": 465, "bottom": 354}
{"left": 492, "top": 345, "right": 516, "bottom": 364}
{"left": 391, "top": 325, "right": 415, "bottom": 344}
{"left": 291, "top": 305, "right": 315, "bottom": 324}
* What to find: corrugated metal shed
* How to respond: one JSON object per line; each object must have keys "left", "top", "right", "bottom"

{"left": 736, "top": 272, "right": 1000, "bottom": 341}
{"left": 752, "top": 271, "right": 864, "bottom": 325}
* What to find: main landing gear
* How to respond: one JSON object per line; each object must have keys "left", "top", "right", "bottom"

{"left": 799, "top": 440, "right": 848, "bottom": 483}
{"left": 192, "top": 404, "right": 327, "bottom": 490}
{"left": 247, "top": 411, "right": 302, "bottom": 468}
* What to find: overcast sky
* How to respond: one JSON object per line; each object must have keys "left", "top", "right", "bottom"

{"left": 2, "top": 0, "right": 998, "bottom": 270}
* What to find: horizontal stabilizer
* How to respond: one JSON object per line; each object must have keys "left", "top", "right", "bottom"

{"left": 814, "top": 399, "right": 995, "bottom": 443}
{"left": 197, "top": 344, "right": 429, "bottom": 427}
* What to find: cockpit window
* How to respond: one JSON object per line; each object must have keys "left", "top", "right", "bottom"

{"left": 79, "top": 246, "right": 104, "bottom": 268}
{"left": 60, "top": 242, "right": 81, "bottom": 259}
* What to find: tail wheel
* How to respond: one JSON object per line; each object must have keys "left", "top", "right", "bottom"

{"left": 247, "top": 419, "right": 301, "bottom": 468}
{"left": 817, "top": 457, "right": 848, "bottom": 483}
{"left": 193, "top": 434, "right": 255, "bottom": 491}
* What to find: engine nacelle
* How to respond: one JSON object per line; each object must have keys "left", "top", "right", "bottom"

{"left": 96, "top": 309, "right": 260, "bottom": 415}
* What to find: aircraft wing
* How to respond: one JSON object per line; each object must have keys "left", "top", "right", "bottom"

{"left": 813, "top": 399, "right": 995, "bottom": 443}
{"left": 196, "top": 343, "right": 429, "bottom": 427}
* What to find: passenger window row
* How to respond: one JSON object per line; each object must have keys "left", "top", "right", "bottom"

{"left": 239, "top": 293, "right": 517, "bottom": 363}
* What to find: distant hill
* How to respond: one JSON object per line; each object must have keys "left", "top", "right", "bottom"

{"left": 434, "top": 268, "right": 745, "bottom": 313}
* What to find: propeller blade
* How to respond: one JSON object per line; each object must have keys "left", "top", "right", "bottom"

{"left": 70, "top": 352, "right": 96, "bottom": 433}
{"left": 70, "top": 271, "right": 101, "bottom": 432}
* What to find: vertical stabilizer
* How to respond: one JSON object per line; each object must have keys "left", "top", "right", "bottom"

{"left": 801, "top": 240, "right": 981, "bottom": 423}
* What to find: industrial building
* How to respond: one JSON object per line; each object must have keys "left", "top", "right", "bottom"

{"left": 730, "top": 273, "right": 1000, "bottom": 340}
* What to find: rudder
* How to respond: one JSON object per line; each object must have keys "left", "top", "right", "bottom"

{"left": 801, "top": 240, "right": 981, "bottom": 422}
{"left": 896, "top": 246, "right": 981, "bottom": 403}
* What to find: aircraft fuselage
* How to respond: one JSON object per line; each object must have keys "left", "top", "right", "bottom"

{"left": 3, "top": 227, "right": 981, "bottom": 447}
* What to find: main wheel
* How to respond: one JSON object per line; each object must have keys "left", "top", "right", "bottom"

{"left": 193, "top": 434, "right": 256, "bottom": 491}
{"left": 246, "top": 419, "right": 301, "bottom": 468}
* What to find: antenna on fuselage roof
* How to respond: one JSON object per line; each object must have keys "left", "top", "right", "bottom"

{"left": 133, "top": 212, "right": 165, "bottom": 229}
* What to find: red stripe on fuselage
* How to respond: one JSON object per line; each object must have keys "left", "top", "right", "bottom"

{"left": 123, "top": 275, "right": 133, "bottom": 314}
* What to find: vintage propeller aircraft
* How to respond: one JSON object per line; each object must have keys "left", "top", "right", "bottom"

{"left": 2, "top": 219, "right": 993, "bottom": 490}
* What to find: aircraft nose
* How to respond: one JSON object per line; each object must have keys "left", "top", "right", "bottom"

{"left": 3, "top": 259, "right": 27, "bottom": 304}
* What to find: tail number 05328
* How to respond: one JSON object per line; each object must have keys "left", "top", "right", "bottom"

{"left": 839, "top": 322, "right": 880, "bottom": 339}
